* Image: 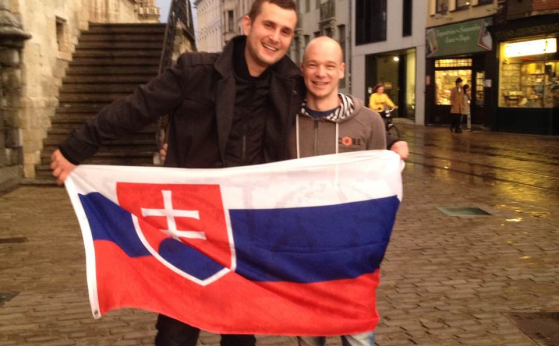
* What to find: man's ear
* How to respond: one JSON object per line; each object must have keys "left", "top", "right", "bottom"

{"left": 242, "top": 15, "right": 252, "bottom": 35}
{"left": 339, "top": 62, "right": 346, "bottom": 79}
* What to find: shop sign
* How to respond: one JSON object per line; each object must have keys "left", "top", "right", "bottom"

{"left": 426, "top": 18, "right": 493, "bottom": 58}
{"left": 494, "top": 22, "right": 559, "bottom": 41}
{"left": 504, "top": 38, "right": 557, "bottom": 58}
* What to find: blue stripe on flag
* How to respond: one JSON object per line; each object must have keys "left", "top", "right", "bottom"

{"left": 79, "top": 193, "right": 225, "bottom": 280}
{"left": 230, "top": 196, "right": 399, "bottom": 283}
{"left": 79, "top": 193, "right": 150, "bottom": 257}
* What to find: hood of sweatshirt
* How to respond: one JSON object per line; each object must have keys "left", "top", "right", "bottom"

{"left": 299, "top": 94, "right": 364, "bottom": 123}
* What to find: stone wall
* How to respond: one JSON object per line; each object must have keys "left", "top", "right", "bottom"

{"left": 88, "top": 0, "right": 160, "bottom": 24}
{"left": 0, "top": 0, "right": 30, "bottom": 192}
{"left": 9, "top": 0, "right": 160, "bottom": 180}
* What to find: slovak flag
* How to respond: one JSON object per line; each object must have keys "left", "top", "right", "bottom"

{"left": 64, "top": 151, "right": 403, "bottom": 336}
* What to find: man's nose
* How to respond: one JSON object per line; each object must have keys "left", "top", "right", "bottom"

{"left": 270, "top": 29, "right": 280, "bottom": 42}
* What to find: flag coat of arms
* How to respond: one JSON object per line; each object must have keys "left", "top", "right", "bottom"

{"left": 65, "top": 151, "right": 403, "bottom": 336}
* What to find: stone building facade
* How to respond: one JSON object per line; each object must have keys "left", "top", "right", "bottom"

{"left": 0, "top": 0, "right": 160, "bottom": 191}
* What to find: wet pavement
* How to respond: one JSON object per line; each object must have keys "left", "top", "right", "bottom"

{"left": 1, "top": 124, "right": 558, "bottom": 346}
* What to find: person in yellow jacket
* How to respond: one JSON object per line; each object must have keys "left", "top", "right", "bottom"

{"left": 369, "top": 83, "right": 398, "bottom": 117}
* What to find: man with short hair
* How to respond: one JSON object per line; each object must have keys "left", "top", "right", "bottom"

{"left": 52, "top": 1, "right": 303, "bottom": 345}
{"left": 291, "top": 36, "right": 386, "bottom": 346}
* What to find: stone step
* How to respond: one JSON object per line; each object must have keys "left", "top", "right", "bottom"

{"left": 86, "top": 23, "right": 166, "bottom": 34}
{"left": 49, "top": 116, "right": 159, "bottom": 128}
{"left": 69, "top": 57, "right": 159, "bottom": 66}
{"left": 66, "top": 66, "right": 159, "bottom": 75}
{"left": 59, "top": 93, "right": 130, "bottom": 103}
{"left": 43, "top": 136, "right": 155, "bottom": 147}
{"left": 43, "top": 142, "right": 156, "bottom": 154}
{"left": 73, "top": 50, "right": 162, "bottom": 58}
{"left": 60, "top": 84, "right": 139, "bottom": 93}
{"left": 40, "top": 151, "right": 156, "bottom": 166}
{"left": 62, "top": 75, "right": 153, "bottom": 84}
{"left": 46, "top": 126, "right": 157, "bottom": 140}
{"left": 56, "top": 103, "right": 109, "bottom": 114}
{"left": 79, "top": 34, "right": 165, "bottom": 42}
{"left": 76, "top": 41, "right": 164, "bottom": 50}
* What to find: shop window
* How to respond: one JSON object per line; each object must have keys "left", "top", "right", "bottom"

{"left": 436, "top": 0, "right": 448, "bottom": 13}
{"left": 435, "top": 59, "right": 472, "bottom": 68}
{"left": 475, "top": 72, "right": 485, "bottom": 106}
{"left": 499, "top": 38, "right": 558, "bottom": 109}
{"left": 355, "top": 0, "right": 387, "bottom": 45}
{"left": 456, "top": 0, "right": 470, "bottom": 10}
{"left": 435, "top": 68, "right": 472, "bottom": 105}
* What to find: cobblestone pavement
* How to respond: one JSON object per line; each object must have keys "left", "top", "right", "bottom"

{"left": 1, "top": 125, "right": 558, "bottom": 346}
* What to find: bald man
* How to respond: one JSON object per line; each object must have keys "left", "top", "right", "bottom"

{"left": 289, "top": 37, "right": 385, "bottom": 346}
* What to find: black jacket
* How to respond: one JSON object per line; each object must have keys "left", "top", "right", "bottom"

{"left": 59, "top": 36, "right": 306, "bottom": 169}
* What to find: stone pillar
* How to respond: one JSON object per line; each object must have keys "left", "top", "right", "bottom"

{"left": 137, "top": 0, "right": 161, "bottom": 23}
{"left": 0, "top": 0, "right": 31, "bottom": 193}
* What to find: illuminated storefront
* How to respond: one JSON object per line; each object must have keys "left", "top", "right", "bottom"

{"left": 425, "top": 18, "right": 494, "bottom": 127}
{"left": 492, "top": 15, "right": 559, "bottom": 135}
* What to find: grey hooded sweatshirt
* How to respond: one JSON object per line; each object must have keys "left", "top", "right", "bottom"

{"left": 288, "top": 94, "right": 386, "bottom": 159}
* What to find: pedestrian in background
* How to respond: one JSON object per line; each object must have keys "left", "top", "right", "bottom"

{"left": 449, "top": 77, "right": 464, "bottom": 133}
{"left": 462, "top": 84, "right": 472, "bottom": 131}
{"left": 369, "top": 83, "right": 397, "bottom": 118}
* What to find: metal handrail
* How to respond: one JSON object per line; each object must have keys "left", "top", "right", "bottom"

{"left": 156, "top": 0, "right": 196, "bottom": 160}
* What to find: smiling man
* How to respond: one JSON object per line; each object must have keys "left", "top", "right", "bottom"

{"left": 290, "top": 37, "right": 386, "bottom": 160}
{"left": 51, "top": 0, "right": 303, "bottom": 345}
{"left": 291, "top": 37, "right": 386, "bottom": 346}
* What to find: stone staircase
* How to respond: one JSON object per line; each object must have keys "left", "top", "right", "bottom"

{"left": 33, "top": 23, "right": 166, "bottom": 181}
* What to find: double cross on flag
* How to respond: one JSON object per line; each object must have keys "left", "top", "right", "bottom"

{"left": 142, "top": 190, "right": 206, "bottom": 241}
{"left": 65, "top": 151, "right": 403, "bottom": 336}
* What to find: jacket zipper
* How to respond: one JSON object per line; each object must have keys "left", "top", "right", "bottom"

{"left": 242, "top": 134, "right": 246, "bottom": 164}
{"left": 313, "top": 118, "right": 319, "bottom": 156}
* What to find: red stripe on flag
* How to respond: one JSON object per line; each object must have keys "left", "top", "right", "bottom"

{"left": 94, "top": 240, "right": 380, "bottom": 336}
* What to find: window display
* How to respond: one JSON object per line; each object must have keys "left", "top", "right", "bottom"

{"left": 435, "top": 69, "right": 471, "bottom": 105}
{"left": 499, "top": 38, "right": 559, "bottom": 108}
{"left": 475, "top": 72, "right": 485, "bottom": 106}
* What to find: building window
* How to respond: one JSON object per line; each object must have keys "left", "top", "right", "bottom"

{"left": 478, "top": 0, "right": 493, "bottom": 4}
{"left": 314, "top": 31, "right": 320, "bottom": 38}
{"left": 403, "top": 0, "right": 412, "bottom": 37}
{"left": 294, "top": 36, "right": 301, "bottom": 64}
{"left": 436, "top": 0, "right": 448, "bottom": 13}
{"left": 227, "top": 11, "right": 234, "bottom": 32}
{"left": 325, "top": 27, "right": 333, "bottom": 38}
{"left": 456, "top": 0, "right": 470, "bottom": 10}
{"left": 56, "top": 17, "right": 68, "bottom": 53}
{"left": 338, "top": 25, "right": 346, "bottom": 89}
{"left": 355, "top": 0, "right": 387, "bottom": 45}
{"left": 316, "top": 0, "right": 321, "bottom": 9}
{"left": 306, "top": 0, "right": 310, "bottom": 12}
{"left": 304, "top": 35, "right": 310, "bottom": 47}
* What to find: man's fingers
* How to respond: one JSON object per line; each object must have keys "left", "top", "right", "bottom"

{"left": 52, "top": 167, "right": 62, "bottom": 179}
